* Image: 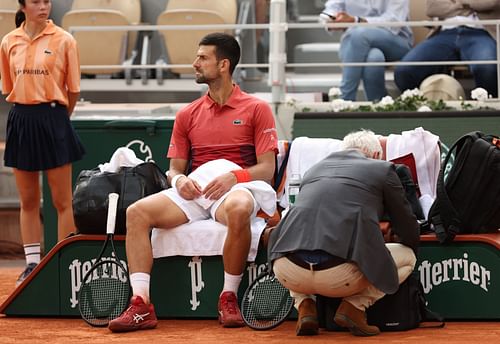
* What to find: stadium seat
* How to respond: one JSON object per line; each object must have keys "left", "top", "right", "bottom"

{"left": 71, "top": 0, "right": 141, "bottom": 24}
{"left": 165, "top": 0, "right": 237, "bottom": 26}
{"left": 62, "top": 0, "right": 142, "bottom": 81}
{"left": 0, "top": 0, "right": 17, "bottom": 11}
{"left": 155, "top": 0, "right": 238, "bottom": 79}
{"left": 61, "top": 9, "right": 133, "bottom": 76}
{"left": 409, "top": 0, "right": 430, "bottom": 46}
{"left": 156, "top": 10, "right": 227, "bottom": 76}
{"left": 0, "top": 0, "right": 17, "bottom": 42}
{"left": 70, "top": 0, "right": 141, "bottom": 60}
{"left": 0, "top": 10, "right": 15, "bottom": 41}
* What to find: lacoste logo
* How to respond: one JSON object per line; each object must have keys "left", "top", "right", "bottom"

{"left": 233, "top": 119, "right": 243, "bottom": 125}
{"left": 133, "top": 312, "right": 150, "bottom": 323}
{"left": 44, "top": 49, "right": 52, "bottom": 55}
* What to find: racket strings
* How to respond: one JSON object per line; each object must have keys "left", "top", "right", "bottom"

{"left": 79, "top": 262, "right": 130, "bottom": 326}
{"left": 241, "top": 276, "right": 294, "bottom": 330}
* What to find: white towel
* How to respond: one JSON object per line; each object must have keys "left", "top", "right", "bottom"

{"left": 151, "top": 217, "right": 267, "bottom": 261}
{"left": 386, "top": 127, "right": 441, "bottom": 220}
{"left": 386, "top": 127, "right": 440, "bottom": 199}
{"left": 187, "top": 159, "right": 241, "bottom": 209}
{"left": 279, "top": 136, "right": 343, "bottom": 208}
{"left": 151, "top": 158, "right": 276, "bottom": 260}
{"left": 98, "top": 147, "right": 144, "bottom": 172}
{"left": 186, "top": 159, "right": 276, "bottom": 214}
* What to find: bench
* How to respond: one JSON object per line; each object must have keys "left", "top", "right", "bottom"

{"left": 1, "top": 232, "right": 498, "bottom": 320}
{"left": 2, "top": 134, "right": 498, "bottom": 320}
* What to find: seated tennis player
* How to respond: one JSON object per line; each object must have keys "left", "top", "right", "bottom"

{"left": 108, "top": 32, "right": 278, "bottom": 332}
{"left": 267, "top": 130, "right": 419, "bottom": 336}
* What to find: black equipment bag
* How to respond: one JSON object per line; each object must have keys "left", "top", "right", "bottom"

{"left": 380, "top": 164, "right": 428, "bottom": 233}
{"left": 429, "top": 131, "right": 500, "bottom": 243}
{"left": 316, "top": 273, "right": 444, "bottom": 332}
{"left": 73, "top": 162, "right": 168, "bottom": 234}
{"left": 391, "top": 164, "right": 425, "bottom": 221}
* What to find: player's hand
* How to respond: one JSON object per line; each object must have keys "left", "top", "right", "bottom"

{"left": 176, "top": 176, "right": 202, "bottom": 200}
{"left": 203, "top": 172, "right": 237, "bottom": 200}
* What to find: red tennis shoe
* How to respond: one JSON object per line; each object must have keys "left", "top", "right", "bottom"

{"left": 218, "top": 291, "right": 245, "bottom": 328}
{"left": 108, "top": 295, "right": 158, "bottom": 332}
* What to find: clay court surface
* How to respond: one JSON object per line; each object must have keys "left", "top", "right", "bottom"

{"left": 0, "top": 259, "right": 498, "bottom": 344}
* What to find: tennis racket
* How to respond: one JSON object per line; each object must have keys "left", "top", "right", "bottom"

{"left": 241, "top": 271, "right": 294, "bottom": 330}
{"left": 78, "top": 193, "right": 131, "bottom": 327}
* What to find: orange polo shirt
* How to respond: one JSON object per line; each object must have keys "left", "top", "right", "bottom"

{"left": 0, "top": 20, "right": 80, "bottom": 107}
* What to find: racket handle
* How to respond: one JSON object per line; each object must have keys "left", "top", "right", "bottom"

{"left": 106, "top": 193, "right": 120, "bottom": 235}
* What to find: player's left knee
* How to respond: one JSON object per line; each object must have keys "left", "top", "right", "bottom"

{"left": 224, "top": 197, "right": 253, "bottom": 220}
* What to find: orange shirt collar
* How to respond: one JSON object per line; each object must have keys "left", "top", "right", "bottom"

{"left": 14, "top": 19, "right": 57, "bottom": 38}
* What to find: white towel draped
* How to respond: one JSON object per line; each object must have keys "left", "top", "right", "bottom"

{"left": 151, "top": 217, "right": 267, "bottom": 261}
{"left": 279, "top": 136, "right": 343, "bottom": 208}
{"left": 151, "top": 159, "right": 276, "bottom": 260}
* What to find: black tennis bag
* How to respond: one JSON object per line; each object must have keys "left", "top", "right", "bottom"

{"left": 316, "top": 273, "right": 444, "bottom": 332}
{"left": 383, "top": 164, "right": 425, "bottom": 221}
{"left": 73, "top": 162, "right": 168, "bottom": 234}
{"left": 429, "top": 131, "right": 500, "bottom": 243}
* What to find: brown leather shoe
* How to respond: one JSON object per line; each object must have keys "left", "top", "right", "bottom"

{"left": 296, "top": 298, "right": 319, "bottom": 336}
{"left": 334, "top": 300, "right": 380, "bottom": 336}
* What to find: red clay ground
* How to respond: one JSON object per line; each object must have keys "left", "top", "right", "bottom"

{"left": 0, "top": 259, "right": 498, "bottom": 344}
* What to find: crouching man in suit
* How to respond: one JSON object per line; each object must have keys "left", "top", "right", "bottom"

{"left": 267, "top": 129, "right": 419, "bottom": 336}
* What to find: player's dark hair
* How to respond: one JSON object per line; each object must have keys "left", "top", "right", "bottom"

{"left": 199, "top": 32, "right": 240, "bottom": 75}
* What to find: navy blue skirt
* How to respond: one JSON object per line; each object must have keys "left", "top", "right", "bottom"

{"left": 4, "top": 102, "right": 86, "bottom": 171}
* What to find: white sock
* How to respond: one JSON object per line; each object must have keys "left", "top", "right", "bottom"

{"left": 221, "top": 272, "right": 243, "bottom": 295}
{"left": 130, "top": 272, "right": 150, "bottom": 303}
{"left": 24, "top": 243, "right": 41, "bottom": 265}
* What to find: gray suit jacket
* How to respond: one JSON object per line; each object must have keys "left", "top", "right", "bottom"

{"left": 426, "top": 0, "right": 500, "bottom": 40}
{"left": 268, "top": 149, "right": 420, "bottom": 294}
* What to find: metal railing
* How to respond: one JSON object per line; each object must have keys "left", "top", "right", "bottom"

{"left": 66, "top": 3, "right": 500, "bottom": 104}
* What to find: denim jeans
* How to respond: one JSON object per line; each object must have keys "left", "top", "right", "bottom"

{"left": 339, "top": 27, "right": 412, "bottom": 101}
{"left": 394, "top": 26, "right": 498, "bottom": 97}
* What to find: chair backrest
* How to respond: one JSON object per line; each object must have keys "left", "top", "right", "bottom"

{"left": 71, "top": 0, "right": 141, "bottom": 24}
{"left": 409, "top": 0, "right": 430, "bottom": 45}
{"left": 61, "top": 9, "right": 129, "bottom": 75}
{"left": 71, "top": 0, "right": 141, "bottom": 64}
{"left": 165, "top": 0, "right": 237, "bottom": 25}
{"left": 0, "top": 10, "right": 15, "bottom": 41}
{"left": 157, "top": 9, "right": 227, "bottom": 75}
{"left": 0, "top": 0, "right": 17, "bottom": 11}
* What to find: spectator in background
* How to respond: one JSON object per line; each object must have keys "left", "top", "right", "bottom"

{"left": 320, "top": 1, "right": 413, "bottom": 101}
{"left": 0, "top": 0, "right": 84, "bottom": 286}
{"left": 395, "top": 0, "right": 499, "bottom": 98}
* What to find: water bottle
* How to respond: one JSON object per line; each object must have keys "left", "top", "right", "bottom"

{"left": 288, "top": 174, "right": 301, "bottom": 205}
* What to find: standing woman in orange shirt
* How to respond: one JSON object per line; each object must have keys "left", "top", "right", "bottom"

{"left": 0, "top": 0, "right": 85, "bottom": 286}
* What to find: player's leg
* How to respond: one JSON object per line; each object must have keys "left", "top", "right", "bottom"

{"left": 110, "top": 189, "right": 205, "bottom": 332}
{"left": 214, "top": 189, "right": 255, "bottom": 327}
{"left": 46, "top": 163, "right": 76, "bottom": 241}
{"left": 13, "top": 168, "right": 42, "bottom": 286}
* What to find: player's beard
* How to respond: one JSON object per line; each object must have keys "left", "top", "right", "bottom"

{"left": 195, "top": 74, "right": 208, "bottom": 84}
{"left": 194, "top": 70, "right": 220, "bottom": 84}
